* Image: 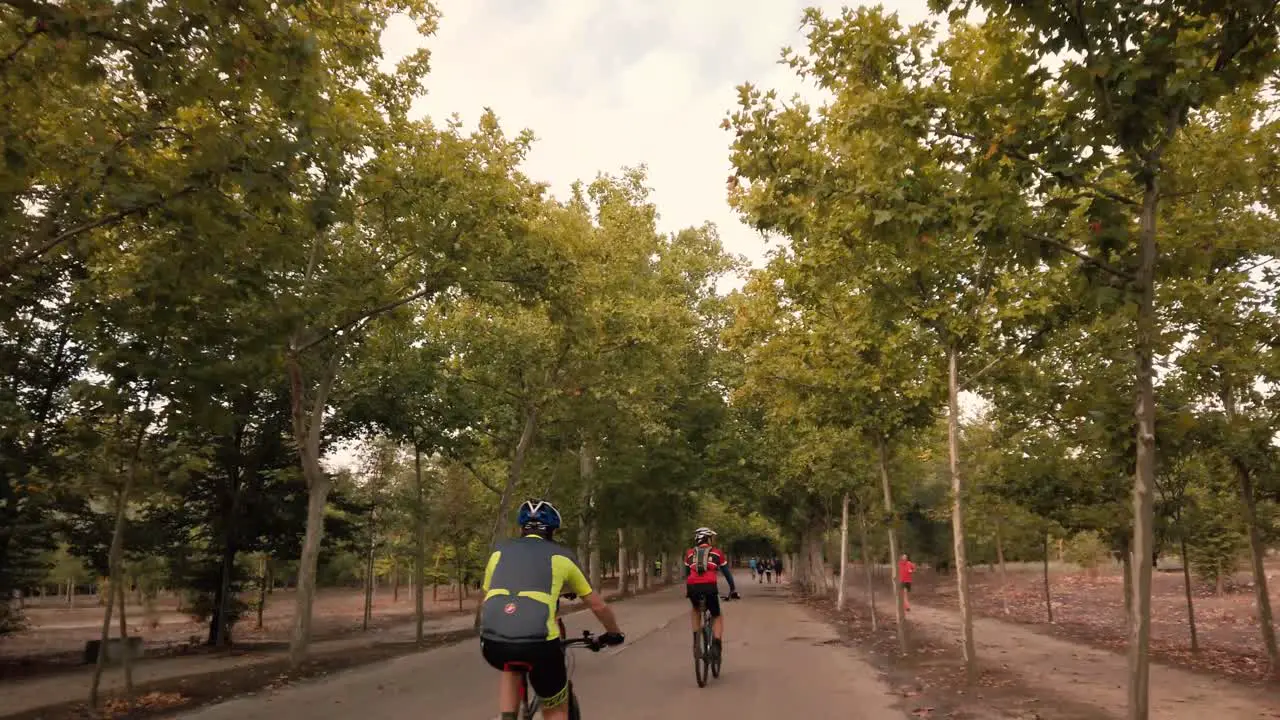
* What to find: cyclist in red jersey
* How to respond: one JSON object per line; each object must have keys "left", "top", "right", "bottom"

{"left": 684, "top": 527, "right": 739, "bottom": 659}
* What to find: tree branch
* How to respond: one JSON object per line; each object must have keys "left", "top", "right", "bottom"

{"left": 958, "top": 356, "right": 1003, "bottom": 392}
{"left": 1026, "top": 232, "right": 1135, "bottom": 282}
{"left": 2, "top": 188, "right": 195, "bottom": 276}
{"left": 455, "top": 372, "right": 525, "bottom": 403}
{"left": 462, "top": 462, "right": 502, "bottom": 495}
{"left": 945, "top": 130, "right": 1139, "bottom": 208}
{"left": 1, "top": 25, "right": 42, "bottom": 65}
{"left": 295, "top": 286, "right": 437, "bottom": 354}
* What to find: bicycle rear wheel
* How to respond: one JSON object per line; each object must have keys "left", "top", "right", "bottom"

{"left": 521, "top": 674, "right": 539, "bottom": 719}
{"left": 693, "top": 605, "right": 709, "bottom": 688}
{"left": 696, "top": 613, "right": 713, "bottom": 688}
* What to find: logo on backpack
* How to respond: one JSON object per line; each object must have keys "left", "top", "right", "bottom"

{"left": 504, "top": 602, "right": 517, "bottom": 615}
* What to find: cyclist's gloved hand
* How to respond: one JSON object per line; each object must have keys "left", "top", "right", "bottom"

{"left": 599, "top": 631, "right": 625, "bottom": 647}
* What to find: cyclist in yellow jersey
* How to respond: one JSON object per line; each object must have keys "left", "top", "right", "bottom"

{"left": 479, "top": 499, "right": 624, "bottom": 720}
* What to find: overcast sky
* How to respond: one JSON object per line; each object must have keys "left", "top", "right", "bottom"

{"left": 334, "top": 1, "right": 949, "bottom": 471}
{"left": 381, "top": 0, "right": 934, "bottom": 272}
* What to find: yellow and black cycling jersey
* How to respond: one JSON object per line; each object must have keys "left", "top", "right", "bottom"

{"left": 480, "top": 535, "right": 593, "bottom": 642}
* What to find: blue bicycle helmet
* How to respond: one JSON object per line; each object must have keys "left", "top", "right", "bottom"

{"left": 518, "top": 498, "right": 562, "bottom": 534}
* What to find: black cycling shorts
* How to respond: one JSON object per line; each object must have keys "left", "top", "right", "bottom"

{"left": 481, "top": 639, "right": 569, "bottom": 708}
{"left": 687, "top": 583, "right": 721, "bottom": 617}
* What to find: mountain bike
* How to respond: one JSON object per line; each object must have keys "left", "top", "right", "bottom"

{"left": 515, "top": 618, "right": 603, "bottom": 720}
{"left": 693, "top": 594, "right": 735, "bottom": 688}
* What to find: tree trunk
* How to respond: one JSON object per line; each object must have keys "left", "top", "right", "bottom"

{"left": 1127, "top": 179, "right": 1159, "bottom": 720}
{"left": 837, "top": 494, "right": 850, "bottom": 611}
{"left": 474, "top": 404, "right": 539, "bottom": 629}
{"left": 995, "top": 519, "right": 1009, "bottom": 615}
{"left": 116, "top": 576, "right": 134, "bottom": 708}
{"left": 1043, "top": 533, "right": 1054, "bottom": 623}
{"left": 577, "top": 535, "right": 590, "bottom": 579}
{"left": 431, "top": 548, "right": 442, "bottom": 604}
{"left": 1122, "top": 545, "right": 1134, "bottom": 628}
{"left": 287, "top": 472, "right": 332, "bottom": 666}
{"left": 579, "top": 442, "right": 595, "bottom": 585}
{"left": 392, "top": 558, "right": 400, "bottom": 603}
{"left": 414, "top": 445, "right": 426, "bottom": 644}
{"left": 638, "top": 548, "right": 649, "bottom": 591}
{"left": 362, "top": 534, "right": 375, "bottom": 631}
{"left": 1221, "top": 385, "right": 1278, "bottom": 674}
{"left": 617, "top": 528, "right": 628, "bottom": 596}
{"left": 1179, "top": 535, "right": 1198, "bottom": 652}
{"left": 455, "top": 544, "right": 464, "bottom": 611}
{"left": 287, "top": 352, "right": 338, "bottom": 668}
{"left": 257, "top": 555, "right": 269, "bottom": 630}
{"left": 588, "top": 521, "right": 602, "bottom": 592}
{"left": 1232, "top": 460, "right": 1279, "bottom": 674}
{"left": 858, "top": 507, "right": 877, "bottom": 631}
{"left": 878, "top": 437, "right": 908, "bottom": 652}
{"left": 211, "top": 500, "right": 240, "bottom": 647}
{"left": 487, "top": 405, "right": 538, "bottom": 551}
{"left": 810, "top": 516, "right": 827, "bottom": 593}
{"left": 948, "top": 347, "right": 977, "bottom": 679}
{"left": 797, "top": 516, "right": 825, "bottom": 595}
{"left": 89, "top": 480, "right": 131, "bottom": 708}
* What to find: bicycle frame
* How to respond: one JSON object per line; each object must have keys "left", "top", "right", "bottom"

{"left": 517, "top": 617, "right": 599, "bottom": 720}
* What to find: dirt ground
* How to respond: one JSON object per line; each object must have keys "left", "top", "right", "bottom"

{"left": 809, "top": 593, "right": 1110, "bottom": 720}
{"left": 907, "top": 560, "right": 1280, "bottom": 684}
{"left": 836, "top": 563, "right": 1280, "bottom": 720}
{"left": 2, "top": 576, "right": 651, "bottom": 677}
{"left": 0, "top": 585, "right": 482, "bottom": 677}
{"left": 0, "top": 580, "right": 688, "bottom": 720}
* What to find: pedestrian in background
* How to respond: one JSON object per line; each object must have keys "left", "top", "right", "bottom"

{"left": 898, "top": 554, "right": 916, "bottom": 611}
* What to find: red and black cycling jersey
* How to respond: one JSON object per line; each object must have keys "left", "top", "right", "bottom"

{"left": 684, "top": 545, "right": 734, "bottom": 589}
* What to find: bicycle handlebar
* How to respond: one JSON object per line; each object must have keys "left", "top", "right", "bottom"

{"left": 563, "top": 629, "right": 606, "bottom": 651}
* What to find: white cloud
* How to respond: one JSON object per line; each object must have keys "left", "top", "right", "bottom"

{"left": 381, "top": 0, "right": 936, "bottom": 273}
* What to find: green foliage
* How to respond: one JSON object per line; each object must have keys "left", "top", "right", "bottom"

{"left": 1185, "top": 480, "right": 1248, "bottom": 589}
{"left": 1063, "top": 531, "right": 1110, "bottom": 571}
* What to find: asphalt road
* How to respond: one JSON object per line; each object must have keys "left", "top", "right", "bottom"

{"left": 179, "top": 582, "right": 903, "bottom": 720}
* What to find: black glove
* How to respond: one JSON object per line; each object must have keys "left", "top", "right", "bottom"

{"left": 599, "top": 631, "right": 625, "bottom": 647}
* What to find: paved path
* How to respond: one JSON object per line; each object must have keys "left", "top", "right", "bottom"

{"left": 181, "top": 583, "right": 902, "bottom": 720}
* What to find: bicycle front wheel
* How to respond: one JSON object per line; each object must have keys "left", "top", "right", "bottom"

{"left": 567, "top": 687, "right": 582, "bottom": 720}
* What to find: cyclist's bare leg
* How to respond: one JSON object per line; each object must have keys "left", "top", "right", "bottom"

{"left": 712, "top": 614, "right": 724, "bottom": 641}
{"left": 690, "top": 607, "right": 702, "bottom": 632}
{"left": 543, "top": 704, "right": 570, "bottom": 720}
{"left": 498, "top": 671, "right": 521, "bottom": 716}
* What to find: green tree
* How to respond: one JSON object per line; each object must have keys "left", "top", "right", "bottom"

{"left": 920, "top": 3, "right": 1280, "bottom": 709}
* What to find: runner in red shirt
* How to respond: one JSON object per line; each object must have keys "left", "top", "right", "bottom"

{"left": 684, "top": 527, "right": 739, "bottom": 659}
{"left": 898, "top": 554, "right": 916, "bottom": 611}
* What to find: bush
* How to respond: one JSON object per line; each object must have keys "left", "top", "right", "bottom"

{"left": 1185, "top": 483, "right": 1247, "bottom": 593}
{"left": 1063, "top": 530, "right": 1109, "bottom": 572}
